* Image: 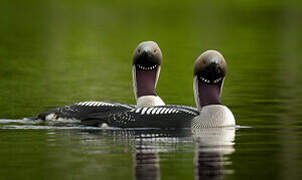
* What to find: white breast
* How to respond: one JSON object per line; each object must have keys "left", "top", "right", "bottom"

{"left": 191, "top": 105, "right": 235, "bottom": 128}
{"left": 136, "top": 95, "right": 165, "bottom": 108}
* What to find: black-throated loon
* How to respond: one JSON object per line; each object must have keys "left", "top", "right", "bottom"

{"left": 34, "top": 41, "right": 165, "bottom": 124}
{"left": 81, "top": 50, "right": 235, "bottom": 128}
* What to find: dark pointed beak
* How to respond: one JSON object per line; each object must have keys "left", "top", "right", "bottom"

{"left": 142, "top": 46, "right": 152, "bottom": 56}
{"left": 141, "top": 50, "right": 153, "bottom": 61}
{"left": 204, "top": 62, "right": 222, "bottom": 80}
{"left": 142, "top": 46, "right": 152, "bottom": 53}
{"left": 141, "top": 51, "right": 149, "bottom": 58}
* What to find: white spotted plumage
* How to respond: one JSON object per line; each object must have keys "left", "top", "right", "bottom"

{"left": 158, "top": 108, "right": 165, "bottom": 114}
{"left": 76, "top": 101, "right": 116, "bottom": 107}
{"left": 154, "top": 108, "right": 161, "bottom": 114}
{"left": 140, "top": 107, "right": 148, "bottom": 115}
{"left": 146, "top": 107, "right": 153, "bottom": 115}
{"left": 163, "top": 108, "right": 170, "bottom": 114}
{"left": 151, "top": 108, "right": 158, "bottom": 114}
{"left": 135, "top": 108, "right": 141, "bottom": 113}
{"left": 168, "top": 108, "right": 173, "bottom": 114}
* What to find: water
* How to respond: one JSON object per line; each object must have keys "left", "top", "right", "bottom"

{"left": 1, "top": 0, "right": 302, "bottom": 179}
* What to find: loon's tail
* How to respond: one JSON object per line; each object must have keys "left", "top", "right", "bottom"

{"left": 23, "top": 116, "right": 39, "bottom": 121}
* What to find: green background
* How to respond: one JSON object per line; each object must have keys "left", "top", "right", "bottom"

{"left": 0, "top": 0, "right": 302, "bottom": 179}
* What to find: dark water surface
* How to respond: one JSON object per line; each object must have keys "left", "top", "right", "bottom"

{"left": 1, "top": 0, "right": 302, "bottom": 179}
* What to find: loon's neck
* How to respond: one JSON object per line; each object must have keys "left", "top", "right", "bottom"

{"left": 133, "top": 66, "right": 162, "bottom": 105}
{"left": 193, "top": 76, "right": 223, "bottom": 111}
{"left": 192, "top": 76, "right": 235, "bottom": 128}
{"left": 133, "top": 66, "right": 160, "bottom": 97}
{"left": 136, "top": 95, "right": 165, "bottom": 107}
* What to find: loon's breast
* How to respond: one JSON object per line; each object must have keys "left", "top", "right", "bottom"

{"left": 82, "top": 105, "right": 199, "bottom": 129}
{"left": 136, "top": 95, "right": 165, "bottom": 107}
{"left": 191, "top": 105, "right": 235, "bottom": 128}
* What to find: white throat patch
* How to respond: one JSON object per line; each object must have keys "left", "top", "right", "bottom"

{"left": 136, "top": 95, "right": 165, "bottom": 107}
{"left": 193, "top": 76, "right": 201, "bottom": 111}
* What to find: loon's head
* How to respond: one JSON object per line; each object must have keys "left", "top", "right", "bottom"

{"left": 193, "top": 50, "right": 227, "bottom": 110}
{"left": 132, "top": 41, "right": 162, "bottom": 99}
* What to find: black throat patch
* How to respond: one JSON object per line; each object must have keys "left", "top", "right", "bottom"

{"left": 197, "top": 81, "right": 222, "bottom": 107}
{"left": 135, "top": 66, "right": 158, "bottom": 97}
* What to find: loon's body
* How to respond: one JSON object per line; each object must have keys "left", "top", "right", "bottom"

{"left": 191, "top": 50, "right": 235, "bottom": 128}
{"left": 83, "top": 105, "right": 199, "bottom": 128}
{"left": 34, "top": 41, "right": 165, "bottom": 123}
{"left": 81, "top": 50, "right": 235, "bottom": 128}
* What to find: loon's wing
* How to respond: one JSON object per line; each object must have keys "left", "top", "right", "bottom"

{"left": 83, "top": 105, "right": 199, "bottom": 129}
{"left": 35, "top": 101, "right": 134, "bottom": 125}
{"left": 165, "top": 105, "right": 198, "bottom": 112}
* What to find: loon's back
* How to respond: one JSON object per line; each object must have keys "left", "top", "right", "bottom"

{"left": 36, "top": 101, "right": 134, "bottom": 126}
{"left": 82, "top": 105, "right": 199, "bottom": 128}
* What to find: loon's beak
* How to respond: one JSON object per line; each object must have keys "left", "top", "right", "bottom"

{"left": 139, "top": 47, "right": 152, "bottom": 61}
{"left": 208, "top": 56, "right": 219, "bottom": 64}
{"left": 207, "top": 57, "right": 220, "bottom": 71}
{"left": 206, "top": 62, "right": 222, "bottom": 80}
{"left": 142, "top": 46, "right": 152, "bottom": 54}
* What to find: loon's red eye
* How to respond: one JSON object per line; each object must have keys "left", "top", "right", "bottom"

{"left": 154, "top": 49, "right": 157, "bottom": 53}
{"left": 138, "top": 49, "right": 141, "bottom": 53}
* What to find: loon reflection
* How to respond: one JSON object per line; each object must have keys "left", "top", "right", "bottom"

{"left": 131, "top": 129, "right": 190, "bottom": 180}
{"left": 134, "top": 142, "right": 160, "bottom": 180}
{"left": 193, "top": 127, "right": 235, "bottom": 180}
{"left": 126, "top": 128, "right": 235, "bottom": 179}
{"left": 72, "top": 127, "right": 235, "bottom": 179}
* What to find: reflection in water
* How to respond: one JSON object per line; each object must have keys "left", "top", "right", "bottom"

{"left": 72, "top": 128, "right": 235, "bottom": 180}
{"left": 130, "top": 129, "right": 191, "bottom": 180}
{"left": 192, "top": 128, "right": 235, "bottom": 180}
{"left": 131, "top": 129, "right": 190, "bottom": 180}
{"left": 129, "top": 128, "right": 235, "bottom": 180}
{"left": 134, "top": 143, "right": 160, "bottom": 180}
{"left": 0, "top": 122, "right": 236, "bottom": 179}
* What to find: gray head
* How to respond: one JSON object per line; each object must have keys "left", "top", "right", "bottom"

{"left": 132, "top": 41, "right": 162, "bottom": 99}
{"left": 193, "top": 50, "right": 227, "bottom": 110}
{"left": 133, "top": 41, "right": 162, "bottom": 66}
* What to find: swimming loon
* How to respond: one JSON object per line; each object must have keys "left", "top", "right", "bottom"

{"left": 81, "top": 50, "right": 235, "bottom": 128}
{"left": 191, "top": 50, "right": 235, "bottom": 128}
{"left": 34, "top": 41, "right": 165, "bottom": 124}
